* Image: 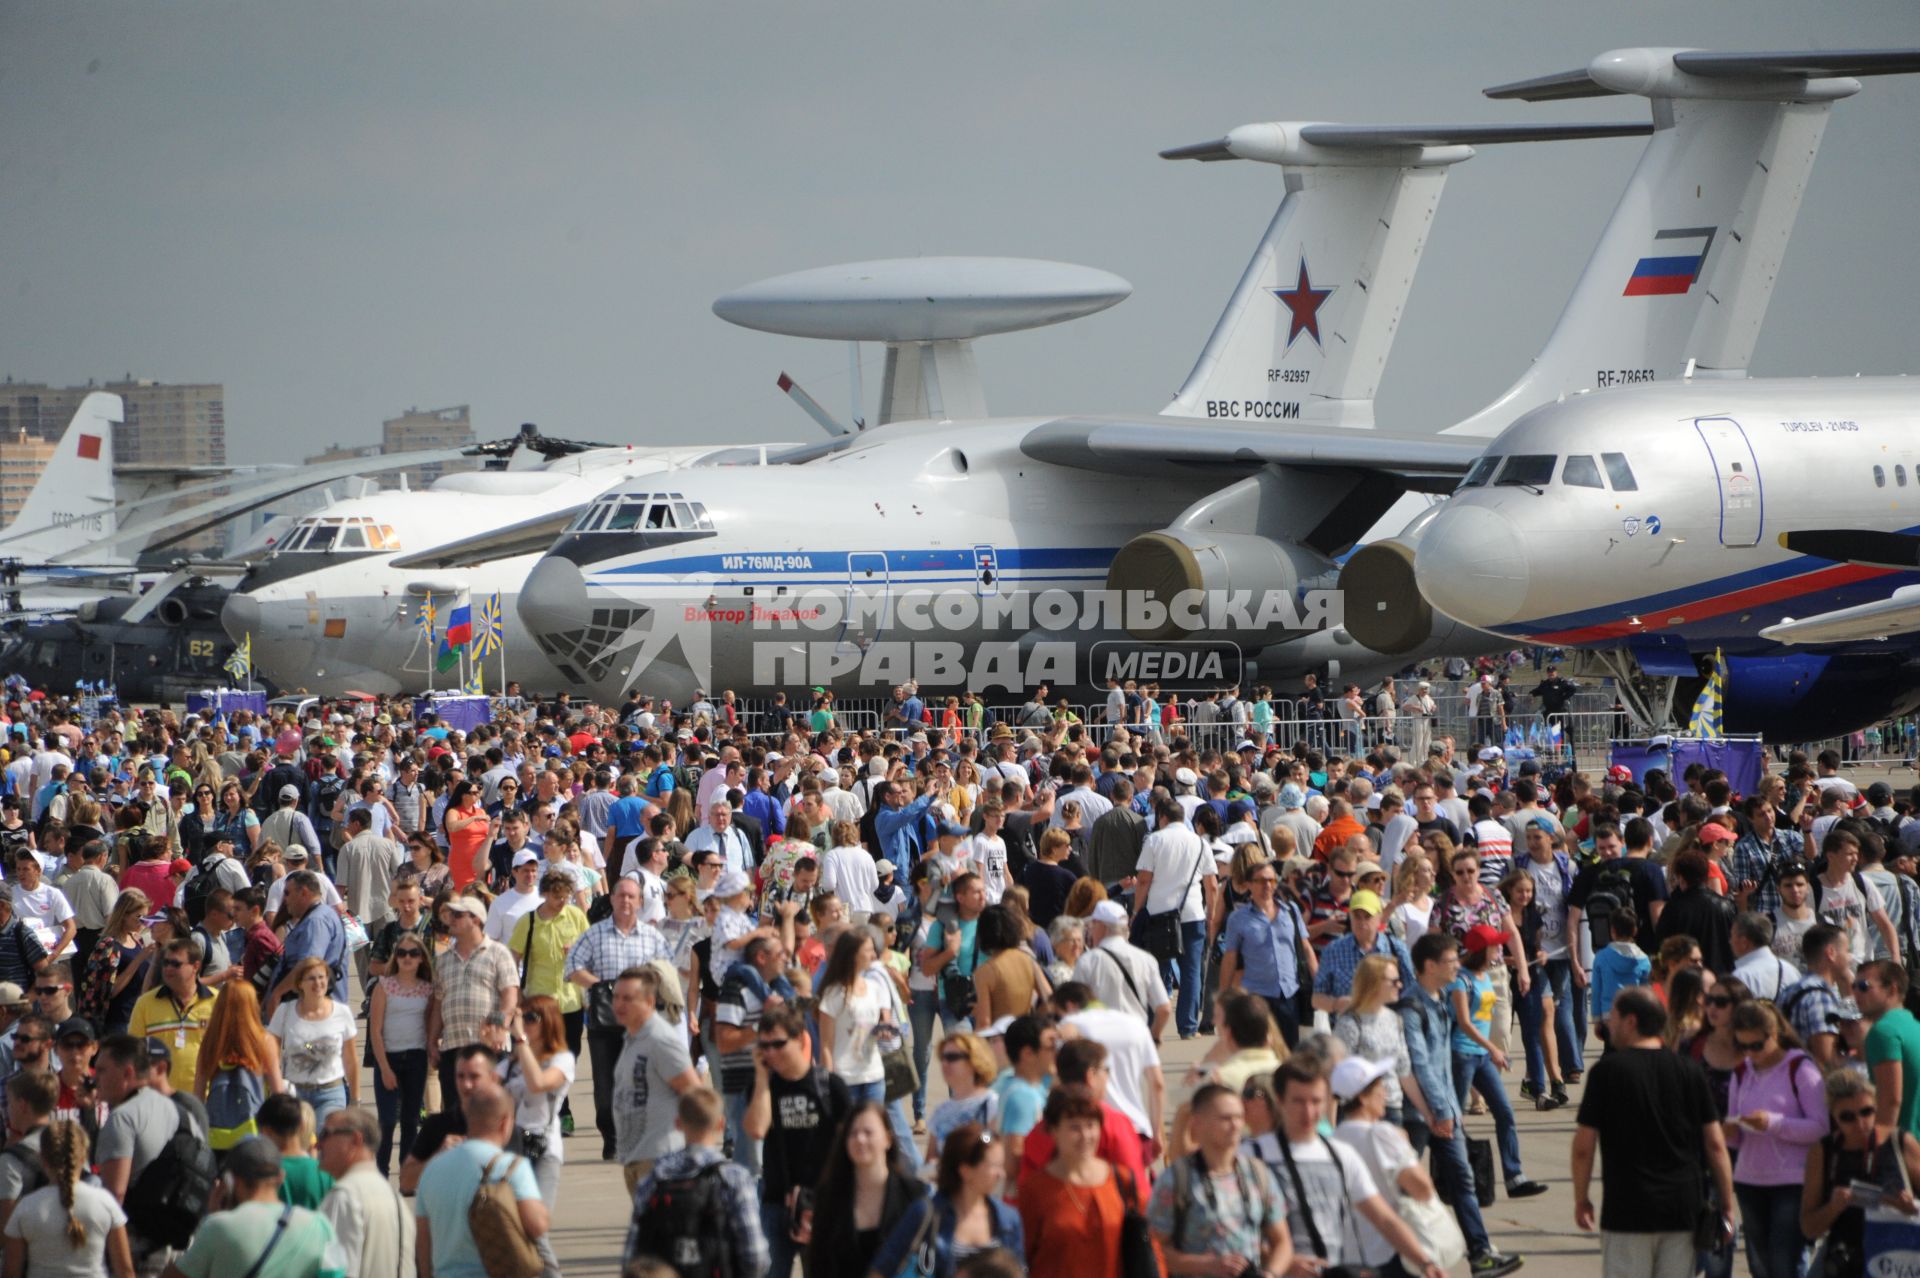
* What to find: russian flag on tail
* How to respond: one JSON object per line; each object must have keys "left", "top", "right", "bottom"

{"left": 1623, "top": 226, "right": 1715, "bottom": 297}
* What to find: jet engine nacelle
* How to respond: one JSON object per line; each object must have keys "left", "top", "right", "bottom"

{"left": 1106, "top": 530, "right": 1326, "bottom": 645}
{"left": 1337, "top": 538, "right": 1426, "bottom": 655}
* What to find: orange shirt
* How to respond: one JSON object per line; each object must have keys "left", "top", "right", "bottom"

{"left": 1018, "top": 1166, "right": 1153, "bottom": 1278}
{"left": 1313, "top": 815, "right": 1366, "bottom": 861}
{"left": 446, "top": 804, "right": 490, "bottom": 889}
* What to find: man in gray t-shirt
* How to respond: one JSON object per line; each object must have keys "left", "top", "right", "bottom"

{"left": 611, "top": 968, "right": 698, "bottom": 1196}
{"left": 94, "top": 1034, "right": 205, "bottom": 1258}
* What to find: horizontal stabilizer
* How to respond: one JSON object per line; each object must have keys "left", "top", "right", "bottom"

{"left": 388, "top": 505, "right": 586, "bottom": 570}
{"left": 1779, "top": 528, "right": 1920, "bottom": 570}
{"left": 1674, "top": 49, "right": 1920, "bottom": 79}
{"left": 1021, "top": 415, "right": 1485, "bottom": 477}
{"left": 1297, "top": 122, "right": 1652, "bottom": 148}
{"left": 1488, "top": 46, "right": 1920, "bottom": 102}
{"left": 1761, "top": 585, "right": 1920, "bottom": 645}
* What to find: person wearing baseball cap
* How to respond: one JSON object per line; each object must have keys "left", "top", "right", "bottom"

{"left": 1455, "top": 924, "right": 1549, "bottom": 1199}
{"left": 1310, "top": 889, "right": 1414, "bottom": 1018}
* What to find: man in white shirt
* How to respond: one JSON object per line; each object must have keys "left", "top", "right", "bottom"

{"left": 1049, "top": 764, "right": 1112, "bottom": 830}
{"left": 486, "top": 851, "right": 545, "bottom": 944}
{"left": 263, "top": 846, "right": 344, "bottom": 916}
{"left": 819, "top": 839, "right": 879, "bottom": 919}
{"left": 1731, "top": 911, "right": 1801, "bottom": 1002}
{"left": 695, "top": 755, "right": 744, "bottom": 830}
{"left": 1133, "top": 797, "right": 1218, "bottom": 1040}
{"left": 7, "top": 850, "right": 74, "bottom": 959}
{"left": 1052, "top": 983, "right": 1164, "bottom": 1153}
{"left": 1071, "top": 901, "right": 1171, "bottom": 1042}
{"left": 622, "top": 836, "right": 670, "bottom": 924}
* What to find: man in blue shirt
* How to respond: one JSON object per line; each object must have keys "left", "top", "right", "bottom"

{"left": 1310, "top": 888, "right": 1416, "bottom": 1014}
{"left": 1401, "top": 931, "right": 1524, "bottom": 1278}
{"left": 417, "top": 1082, "right": 549, "bottom": 1277}
{"left": 875, "top": 779, "right": 941, "bottom": 871}
{"left": 269, "top": 870, "right": 349, "bottom": 1004}
{"left": 1218, "top": 860, "right": 1306, "bottom": 1046}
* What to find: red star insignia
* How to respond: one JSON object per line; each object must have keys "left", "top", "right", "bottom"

{"left": 1271, "top": 259, "right": 1333, "bottom": 348}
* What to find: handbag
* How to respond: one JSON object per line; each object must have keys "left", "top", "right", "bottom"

{"left": 468, "top": 1152, "right": 542, "bottom": 1278}
{"left": 586, "top": 980, "right": 619, "bottom": 1031}
{"left": 890, "top": 1200, "right": 941, "bottom": 1278}
{"left": 1135, "top": 844, "right": 1204, "bottom": 963}
{"left": 1398, "top": 1190, "right": 1467, "bottom": 1270}
{"left": 1116, "top": 1165, "right": 1165, "bottom": 1278}
{"left": 1467, "top": 1135, "right": 1497, "bottom": 1208}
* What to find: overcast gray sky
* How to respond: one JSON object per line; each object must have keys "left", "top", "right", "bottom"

{"left": 3, "top": 3, "right": 1917, "bottom": 463}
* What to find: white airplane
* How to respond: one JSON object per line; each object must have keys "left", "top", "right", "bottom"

{"left": 218, "top": 435, "right": 782, "bottom": 695}
{"left": 517, "top": 47, "right": 1822, "bottom": 705}
{"left": 1404, "top": 47, "right": 1920, "bottom": 740}
{"left": 0, "top": 393, "right": 129, "bottom": 612}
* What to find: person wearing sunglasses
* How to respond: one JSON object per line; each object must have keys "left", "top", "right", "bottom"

{"left": 1721, "top": 1000, "right": 1827, "bottom": 1278}
{"left": 1802, "top": 1069, "right": 1920, "bottom": 1276}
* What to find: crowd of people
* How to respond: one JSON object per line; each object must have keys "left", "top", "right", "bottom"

{"left": 0, "top": 672, "right": 1911, "bottom": 1278}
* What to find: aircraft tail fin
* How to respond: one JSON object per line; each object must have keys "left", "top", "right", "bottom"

{"left": 1446, "top": 46, "right": 1920, "bottom": 437}
{"left": 1164, "top": 122, "right": 1648, "bottom": 426}
{"left": 0, "top": 393, "right": 120, "bottom": 563}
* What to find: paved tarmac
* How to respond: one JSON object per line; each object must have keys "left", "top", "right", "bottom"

{"left": 540, "top": 1025, "right": 1612, "bottom": 1277}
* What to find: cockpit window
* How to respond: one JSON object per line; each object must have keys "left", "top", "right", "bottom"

{"left": 1601, "top": 453, "right": 1637, "bottom": 491}
{"left": 1459, "top": 457, "right": 1500, "bottom": 490}
{"left": 1562, "top": 455, "right": 1603, "bottom": 489}
{"left": 1494, "top": 455, "right": 1556, "bottom": 488}
{"left": 606, "top": 503, "right": 646, "bottom": 532}
{"left": 304, "top": 524, "right": 339, "bottom": 551}
{"left": 337, "top": 526, "right": 366, "bottom": 550}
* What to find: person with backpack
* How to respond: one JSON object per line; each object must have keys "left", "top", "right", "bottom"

{"left": 0, "top": 1067, "right": 56, "bottom": 1230}
{"left": 93, "top": 1031, "right": 216, "bottom": 1270}
{"left": 415, "top": 1081, "right": 547, "bottom": 1278}
{"left": 192, "top": 982, "right": 282, "bottom": 1157}
{"left": 745, "top": 1004, "right": 853, "bottom": 1278}
{"left": 1146, "top": 1082, "right": 1292, "bottom": 1276}
{"left": 1723, "top": 1000, "right": 1829, "bottom": 1278}
{"left": 1, "top": 1116, "right": 133, "bottom": 1278}
{"left": 1812, "top": 829, "right": 1899, "bottom": 968}
{"left": 624, "top": 1087, "right": 768, "bottom": 1278}
{"left": 1779, "top": 924, "right": 1855, "bottom": 1071}
{"left": 1252, "top": 1058, "right": 1449, "bottom": 1278}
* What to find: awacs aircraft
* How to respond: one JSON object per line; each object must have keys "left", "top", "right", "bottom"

{"left": 518, "top": 48, "right": 1828, "bottom": 706}
{"left": 1407, "top": 48, "right": 1920, "bottom": 740}
{"left": 219, "top": 432, "right": 782, "bottom": 696}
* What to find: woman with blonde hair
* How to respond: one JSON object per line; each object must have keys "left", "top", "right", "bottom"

{"left": 1, "top": 1116, "right": 132, "bottom": 1277}
{"left": 194, "top": 980, "right": 285, "bottom": 1152}
{"left": 1332, "top": 954, "right": 1416, "bottom": 1125}
{"left": 927, "top": 1032, "right": 1000, "bottom": 1163}
{"left": 77, "top": 889, "right": 151, "bottom": 1034}
{"left": 1387, "top": 851, "right": 1436, "bottom": 945}
{"left": 267, "top": 955, "right": 357, "bottom": 1122}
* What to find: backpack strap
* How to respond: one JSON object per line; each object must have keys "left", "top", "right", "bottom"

{"left": 238, "top": 1203, "right": 296, "bottom": 1278}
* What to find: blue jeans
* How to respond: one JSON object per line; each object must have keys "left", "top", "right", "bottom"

{"left": 845, "top": 1079, "right": 885, "bottom": 1106}
{"left": 763, "top": 1198, "right": 803, "bottom": 1278}
{"left": 1403, "top": 1109, "right": 1492, "bottom": 1257}
{"left": 297, "top": 1081, "right": 348, "bottom": 1125}
{"left": 910, "top": 988, "right": 940, "bottom": 1120}
{"left": 373, "top": 1048, "right": 428, "bottom": 1176}
{"left": 1451, "top": 1053, "right": 1524, "bottom": 1184}
{"left": 724, "top": 1090, "right": 762, "bottom": 1178}
{"left": 888, "top": 1099, "right": 920, "bottom": 1172}
{"left": 1158, "top": 919, "right": 1208, "bottom": 1038}
{"left": 1542, "top": 958, "right": 1585, "bottom": 1076}
{"left": 1735, "top": 1182, "right": 1806, "bottom": 1278}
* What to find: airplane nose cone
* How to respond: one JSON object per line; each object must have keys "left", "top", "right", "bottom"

{"left": 220, "top": 591, "right": 261, "bottom": 644}
{"left": 519, "top": 555, "right": 594, "bottom": 643}
{"left": 1413, "top": 504, "right": 1531, "bottom": 628}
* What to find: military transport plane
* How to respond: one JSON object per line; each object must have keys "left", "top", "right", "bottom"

{"left": 219, "top": 435, "right": 781, "bottom": 695}
{"left": 516, "top": 45, "right": 1850, "bottom": 705}
{"left": 1405, "top": 51, "right": 1920, "bottom": 740}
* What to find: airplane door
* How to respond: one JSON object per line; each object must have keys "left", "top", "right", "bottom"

{"left": 1695, "top": 417, "right": 1763, "bottom": 547}
{"left": 973, "top": 545, "right": 1000, "bottom": 597}
{"left": 841, "top": 553, "right": 890, "bottom": 651}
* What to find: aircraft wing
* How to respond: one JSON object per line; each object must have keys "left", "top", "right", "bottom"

{"left": 387, "top": 505, "right": 587, "bottom": 570}
{"left": 51, "top": 447, "right": 476, "bottom": 562}
{"left": 1760, "top": 586, "right": 1920, "bottom": 645}
{"left": 1018, "top": 415, "right": 1486, "bottom": 482}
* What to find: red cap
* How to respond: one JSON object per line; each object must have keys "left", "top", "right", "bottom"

{"left": 169, "top": 857, "right": 193, "bottom": 876}
{"left": 1698, "top": 822, "right": 1737, "bottom": 845}
{"left": 1606, "top": 764, "right": 1634, "bottom": 784}
{"left": 1463, "top": 924, "right": 1508, "bottom": 954}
